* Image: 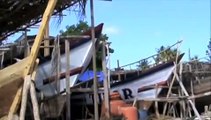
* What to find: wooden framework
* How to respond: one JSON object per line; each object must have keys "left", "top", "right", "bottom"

{"left": 0, "top": 0, "right": 57, "bottom": 118}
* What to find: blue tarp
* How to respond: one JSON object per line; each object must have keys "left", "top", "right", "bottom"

{"left": 79, "top": 70, "right": 104, "bottom": 82}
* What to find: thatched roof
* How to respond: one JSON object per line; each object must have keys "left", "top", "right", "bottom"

{"left": 0, "top": 0, "right": 87, "bottom": 42}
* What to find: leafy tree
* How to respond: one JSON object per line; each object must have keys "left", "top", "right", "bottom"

{"left": 155, "top": 46, "right": 178, "bottom": 63}
{"left": 60, "top": 21, "right": 89, "bottom": 36}
{"left": 137, "top": 59, "right": 150, "bottom": 70}
{"left": 60, "top": 21, "right": 113, "bottom": 70}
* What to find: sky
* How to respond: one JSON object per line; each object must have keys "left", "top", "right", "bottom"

{"left": 10, "top": 0, "right": 211, "bottom": 68}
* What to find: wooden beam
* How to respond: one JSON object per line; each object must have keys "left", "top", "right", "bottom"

{"left": 30, "top": 59, "right": 40, "bottom": 120}
{"left": 90, "top": 0, "right": 99, "bottom": 119}
{"left": 44, "top": 22, "right": 50, "bottom": 57}
{"left": 24, "top": 0, "right": 58, "bottom": 75}
{"left": 65, "top": 40, "right": 71, "bottom": 120}
{"left": 102, "top": 41, "right": 110, "bottom": 119}
{"left": 43, "top": 67, "right": 83, "bottom": 84}
{"left": 0, "top": 57, "right": 29, "bottom": 88}
{"left": 20, "top": 75, "right": 31, "bottom": 120}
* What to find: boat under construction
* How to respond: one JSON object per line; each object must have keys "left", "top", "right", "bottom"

{"left": 1, "top": 0, "right": 211, "bottom": 120}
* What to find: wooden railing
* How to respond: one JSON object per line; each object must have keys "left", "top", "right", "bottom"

{"left": 115, "top": 40, "right": 182, "bottom": 71}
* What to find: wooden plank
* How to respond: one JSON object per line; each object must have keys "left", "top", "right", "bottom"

{"left": 90, "top": 0, "right": 99, "bottom": 119}
{"left": 44, "top": 22, "right": 50, "bottom": 57}
{"left": 155, "top": 84, "right": 160, "bottom": 119}
{"left": 102, "top": 41, "right": 110, "bottom": 119}
{"left": 43, "top": 67, "right": 83, "bottom": 84}
{"left": 65, "top": 40, "right": 71, "bottom": 120}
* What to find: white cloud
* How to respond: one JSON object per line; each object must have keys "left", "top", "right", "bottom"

{"left": 103, "top": 26, "right": 120, "bottom": 35}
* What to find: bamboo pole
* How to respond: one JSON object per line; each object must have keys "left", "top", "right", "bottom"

{"left": 30, "top": 59, "right": 40, "bottom": 120}
{"left": 90, "top": 0, "right": 99, "bottom": 119}
{"left": 65, "top": 40, "right": 71, "bottom": 120}
{"left": 20, "top": 59, "right": 40, "bottom": 120}
{"left": 102, "top": 41, "right": 110, "bottom": 119}
{"left": 19, "top": 75, "right": 31, "bottom": 120}
{"left": 155, "top": 84, "right": 160, "bottom": 119}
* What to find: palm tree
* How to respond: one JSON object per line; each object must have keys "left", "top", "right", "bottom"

{"left": 137, "top": 59, "right": 150, "bottom": 70}
{"left": 155, "top": 46, "right": 178, "bottom": 63}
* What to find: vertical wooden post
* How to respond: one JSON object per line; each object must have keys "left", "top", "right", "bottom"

{"left": 90, "top": 0, "right": 99, "bottom": 120}
{"left": 24, "top": 30, "right": 29, "bottom": 57}
{"left": 102, "top": 41, "right": 110, "bottom": 119}
{"left": 178, "top": 87, "right": 183, "bottom": 119}
{"left": 106, "top": 43, "right": 111, "bottom": 88}
{"left": 56, "top": 37, "right": 61, "bottom": 93}
{"left": 190, "top": 79, "right": 195, "bottom": 104}
{"left": 117, "top": 60, "right": 120, "bottom": 68}
{"left": 90, "top": 0, "right": 99, "bottom": 119}
{"left": 65, "top": 40, "right": 71, "bottom": 120}
{"left": 155, "top": 84, "right": 160, "bottom": 119}
{"left": 117, "top": 60, "right": 121, "bottom": 81}
{"left": 44, "top": 22, "right": 50, "bottom": 57}
{"left": 0, "top": 52, "right": 4, "bottom": 69}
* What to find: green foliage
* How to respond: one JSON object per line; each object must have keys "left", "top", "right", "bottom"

{"left": 190, "top": 55, "right": 199, "bottom": 61}
{"left": 60, "top": 21, "right": 89, "bottom": 36}
{"left": 60, "top": 21, "right": 113, "bottom": 71}
{"left": 155, "top": 46, "right": 178, "bottom": 63}
{"left": 137, "top": 59, "right": 150, "bottom": 70}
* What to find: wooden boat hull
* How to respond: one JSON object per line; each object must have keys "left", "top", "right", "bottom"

{"left": 0, "top": 23, "right": 103, "bottom": 117}
{"left": 71, "top": 60, "right": 178, "bottom": 105}
{"left": 36, "top": 39, "right": 96, "bottom": 97}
